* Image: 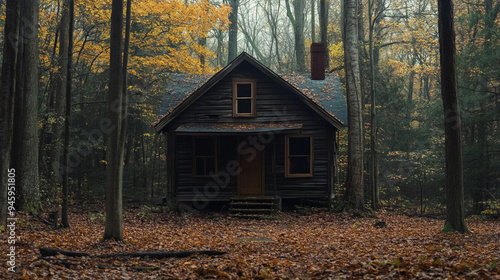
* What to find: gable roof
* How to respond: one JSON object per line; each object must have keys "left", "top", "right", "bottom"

{"left": 153, "top": 52, "right": 347, "bottom": 133}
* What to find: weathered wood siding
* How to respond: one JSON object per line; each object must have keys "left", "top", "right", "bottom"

{"left": 175, "top": 135, "right": 238, "bottom": 202}
{"left": 170, "top": 61, "right": 335, "bottom": 201}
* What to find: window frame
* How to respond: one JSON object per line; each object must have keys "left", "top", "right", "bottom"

{"left": 285, "top": 135, "right": 314, "bottom": 178}
{"left": 232, "top": 79, "right": 256, "bottom": 117}
{"left": 192, "top": 136, "right": 218, "bottom": 178}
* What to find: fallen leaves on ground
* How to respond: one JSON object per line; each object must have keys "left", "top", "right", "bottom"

{"left": 1, "top": 207, "right": 499, "bottom": 279}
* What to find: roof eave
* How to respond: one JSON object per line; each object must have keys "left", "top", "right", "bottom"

{"left": 299, "top": 96, "right": 345, "bottom": 129}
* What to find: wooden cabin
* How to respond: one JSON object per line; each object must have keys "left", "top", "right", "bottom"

{"left": 152, "top": 52, "right": 347, "bottom": 211}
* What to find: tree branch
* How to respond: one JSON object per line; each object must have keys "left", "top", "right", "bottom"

{"left": 284, "top": 0, "right": 296, "bottom": 26}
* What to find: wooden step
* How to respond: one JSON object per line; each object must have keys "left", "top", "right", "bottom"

{"left": 229, "top": 202, "right": 275, "bottom": 208}
{"left": 229, "top": 196, "right": 281, "bottom": 219}
{"left": 230, "top": 208, "right": 275, "bottom": 213}
{"left": 231, "top": 197, "right": 276, "bottom": 202}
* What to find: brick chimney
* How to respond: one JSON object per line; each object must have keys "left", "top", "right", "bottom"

{"left": 310, "top": 43, "right": 325, "bottom": 80}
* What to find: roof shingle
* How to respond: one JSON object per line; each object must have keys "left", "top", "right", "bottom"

{"left": 156, "top": 73, "right": 347, "bottom": 126}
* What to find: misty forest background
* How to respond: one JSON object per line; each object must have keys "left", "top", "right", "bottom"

{"left": 0, "top": 0, "right": 499, "bottom": 218}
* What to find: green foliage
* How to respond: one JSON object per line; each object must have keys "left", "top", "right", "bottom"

{"left": 487, "top": 259, "right": 498, "bottom": 270}
{"left": 21, "top": 201, "right": 42, "bottom": 215}
{"left": 89, "top": 211, "right": 106, "bottom": 223}
{"left": 136, "top": 205, "right": 154, "bottom": 220}
{"left": 481, "top": 200, "right": 500, "bottom": 220}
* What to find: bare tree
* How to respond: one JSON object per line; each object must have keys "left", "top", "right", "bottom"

{"left": 263, "top": 0, "right": 283, "bottom": 71}
{"left": 285, "top": 0, "right": 306, "bottom": 72}
{"left": 239, "top": 3, "right": 267, "bottom": 65}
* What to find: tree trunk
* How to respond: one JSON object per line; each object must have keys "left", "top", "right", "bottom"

{"left": 122, "top": 0, "right": 131, "bottom": 167}
{"left": 438, "top": 0, "right": 468, "bottom": 233}
{"left": 368, "top": 0, "right": 379, "bottom": 209}
{"left": 407, "top": 69, "right": 415, "bottom": 130}
{"left": 11, "top": 6, "right": 25, "bottom": 208}
{"left": 293, "top": 0, "right": 306, "bottom": 72}
{"left": 423, "top": 76, "right": 430, "bottom": 100}
{"left": 319, "top": 0, "right": 329, "bottom": 69}
{"left": 61, "top": 0, "right": 74, "bottom": 229}
{"left": 286, "top": 0, "right": 306, "bottom": 73}
{"left": 0, "top": 0, "right": 20, "bottom": 227}
{"left": 199, "top": 36, "right": 207, "bottom": 69}
{"left": 215, "top": 29, "right": 224, "bottom": 67}
{"left": 38, "top": 22, "right": 62, "bottom": 183}
{"left": 343, "top": 0, "right": 364, "bottom": 209}
{"left": 17, "top": 0, "right": 41, "bottom": 212}
{"left": 357, "top": 0, "right": 369, "bottom": 109}
{"left": 311, "top": 0, "right": 316, "bottom": 42}
{"left": 50, "top": 0, "right": 70, "bottom": 204}
{"left": 265, "top": 0, "right": 282, "bottom": 72}
{"left": 103, "top": 0, "right": 125, "bottom": 241}
{"left": 227, "top": 0, "right": 239, "bottom": 62}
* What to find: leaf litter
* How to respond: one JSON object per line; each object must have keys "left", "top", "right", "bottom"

{"left": 1, "top": 208, "right": 499, "bottom": 279}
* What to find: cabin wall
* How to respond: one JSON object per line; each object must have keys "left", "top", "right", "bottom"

{"left": 175, "top": 135, "right": 238, "bottom": 202}
{"left": 265, "top": 134, "right": 329, "bottom": 199}
{"left": 170, "top": 61, "right": 335, "bottom": 201}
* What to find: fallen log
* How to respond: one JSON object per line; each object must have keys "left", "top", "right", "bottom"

{"left": 31, "top": 213, "right": 52, "bottom": 226}
{"left": 40, "top": 247, "right": 90, "bottom": 257}
{"left": 40, "top": 247, "right": 226, "bottom": 259}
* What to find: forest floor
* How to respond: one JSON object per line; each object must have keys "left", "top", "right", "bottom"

{"left": 1, "top": 206, "right": 499, "bottom": 279}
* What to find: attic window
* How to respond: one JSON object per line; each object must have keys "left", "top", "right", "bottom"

{"left": 285, "top": 135, "right": 313, "bottom": 177}
{"left": 193, "top": 137, "right": 218, "bottom": 177}
{"left": 233, "top": 79, "right": 256, "bottom": 117}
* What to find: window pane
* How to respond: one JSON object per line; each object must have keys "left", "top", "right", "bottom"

{"left": 289, "top": 137, "right": 311, "bottom": 156}
{"left": 237, "top": 99, "right": 252, "bottom": 114}
{"left": 195, "top": 138, "right": 215, "bottom": 156}
{"left": 290, "top": 157, "right": 310, "bottom": 174}
{"left": 206, "top": 157, "right": 216, "bottom": 174}
{"left": 237, "top": 83, "right": 252, "bottom": 97}
{"left": 195, "top": 158, "right": 205, "bottom": 176}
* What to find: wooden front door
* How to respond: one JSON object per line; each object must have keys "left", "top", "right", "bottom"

{"left": 238, "top": 146, "right": 265, "bottom": 196}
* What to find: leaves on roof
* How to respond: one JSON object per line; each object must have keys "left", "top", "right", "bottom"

{"left": 281, "top": 74, "right": 345, "bottom": 123}
{"left": 177, "top": 123, "right": 302, "bottom": 131}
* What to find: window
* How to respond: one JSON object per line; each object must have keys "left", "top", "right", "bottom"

{"left": 233, "top": 79, "right": 256, "bottom": 117}
{"left": 285, "top": 135, "right": 313, "bottom": 177}
{"left": 193, "top": 137, "right": 217, "bottom": 177}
